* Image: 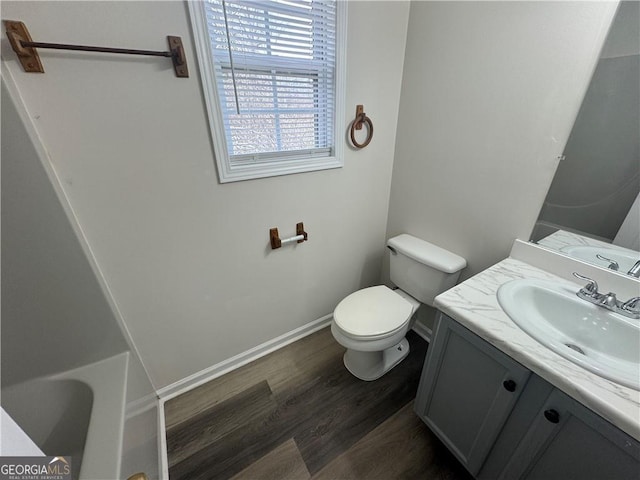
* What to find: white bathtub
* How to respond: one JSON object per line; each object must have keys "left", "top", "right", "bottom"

{"left": 1, "top": 353, "right": 129, "bottom": 480}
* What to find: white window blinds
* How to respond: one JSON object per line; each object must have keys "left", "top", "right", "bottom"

{"left": 204, "top": 0, "right": 337, "bottom": 165}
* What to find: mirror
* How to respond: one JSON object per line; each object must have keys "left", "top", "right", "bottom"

{"left": 531, "top": 1, "right": 640, "bottom": 276}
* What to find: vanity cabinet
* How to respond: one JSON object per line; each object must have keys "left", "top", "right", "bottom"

{"left": 416, "top": 313, "right": 640, "bottom": 479}
{"left": 414, "top": 315, "right": 531, "bottom": 476}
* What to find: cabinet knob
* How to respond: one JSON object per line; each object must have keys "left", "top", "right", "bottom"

{"left": 544, "top": 409, "right": 560, "bottom": 424}
{"left": 503, "top": 379, "right": 517, "bottom": 392}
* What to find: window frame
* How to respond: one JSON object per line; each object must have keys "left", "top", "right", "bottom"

{"left": 188, "top": 0, "right": 347, "bottom": 183}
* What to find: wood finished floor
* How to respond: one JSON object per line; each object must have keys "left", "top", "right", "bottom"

{"left": 165, "top": 327, "right": 473, "bottom": 480}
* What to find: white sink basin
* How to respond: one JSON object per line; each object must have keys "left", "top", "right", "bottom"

{"left": 497, "top": 278, "right": 640, "bottom": 390}
{"left": 560, "top": 245, "right": 640, "bottom": 273}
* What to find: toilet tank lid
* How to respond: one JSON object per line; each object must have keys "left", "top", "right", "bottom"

{"left": 387, "top": 234, "right": 467, "bottom": 274}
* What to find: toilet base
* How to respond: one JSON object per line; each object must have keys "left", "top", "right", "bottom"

{"left": 343, "top": 338, "right": 410, "bottom": 381}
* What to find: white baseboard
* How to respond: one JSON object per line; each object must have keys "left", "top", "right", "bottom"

{"left": 158, "top": 401, "right": 169, "bottom": 480}
{"left": 411, "top": 322, "right": 432, "bottom": 343}
{"left": 157, "top": 314, "right": 333, "bottom": 402}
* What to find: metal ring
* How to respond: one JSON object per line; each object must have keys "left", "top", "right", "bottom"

{"left": 350, "top": 114, "right": 373, "bottom": 149}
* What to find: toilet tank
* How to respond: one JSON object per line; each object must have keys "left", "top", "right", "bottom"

{"left": 387, "top": 234, "right": 467, "bottom": 306}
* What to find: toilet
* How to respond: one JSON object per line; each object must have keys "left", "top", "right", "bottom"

{"left": 331, "top": 234, "right": 466, "bottom": 381}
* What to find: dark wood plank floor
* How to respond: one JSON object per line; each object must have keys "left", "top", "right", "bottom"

{"left": 165, "top": 327, "right": 473, "bottom": 480}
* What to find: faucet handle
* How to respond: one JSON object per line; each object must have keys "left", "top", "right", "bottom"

{"left": 596, "top": 254, "right": 619, "bottom": 271}
{"left": 621, "top": 297, "right": 640, "bottom": 312}
{"left": 572, "top": 272, "right": 599, "bottom": 296}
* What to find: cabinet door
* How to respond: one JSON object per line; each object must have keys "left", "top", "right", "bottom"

{"left": 500, "top": 388, "right": 640, "bottom": 480}
{"left": 415, "top": 314, "right": 530, "bottom": 475}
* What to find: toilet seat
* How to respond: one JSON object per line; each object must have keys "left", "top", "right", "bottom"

{"left": 333, "top": 285, "right": 413, "bottom": 339}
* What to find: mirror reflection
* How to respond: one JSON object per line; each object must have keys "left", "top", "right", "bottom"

{"left": 531, "top": 1, "right": 640, "bottom": 276}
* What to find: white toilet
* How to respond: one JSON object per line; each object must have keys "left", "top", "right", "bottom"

{"left": 331, "top": 234, "right": 466, "bottom": 381}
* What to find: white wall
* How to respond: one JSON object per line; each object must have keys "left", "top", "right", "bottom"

{"left": 1, "top": 1, "right": 410, "bottom": 389}
{"left": 386, "top": 1, "right": 618, "bottom": 281}
{"left": 3, "top": 76, "right": 161, "bottom": 480}
{"left": 1, "top": 81, "right": 130, "bottom": 386}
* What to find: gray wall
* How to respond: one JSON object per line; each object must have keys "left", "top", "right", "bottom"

{"left": 1, "top": 81, "right": 129, "bottom": 387}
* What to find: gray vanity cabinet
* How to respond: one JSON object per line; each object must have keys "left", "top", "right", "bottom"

{"left": 498, "top": 388, "right": 640, "bottom": 480}
{"left": 414, "top": 314, "right": 531, "bottom": 476}
{"left": 417, "top": 313, "right": 640, "bottom": 480}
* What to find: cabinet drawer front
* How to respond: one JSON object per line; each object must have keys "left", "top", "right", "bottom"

{"left": 416, "top": 314, "right": 530, "bottom": 475}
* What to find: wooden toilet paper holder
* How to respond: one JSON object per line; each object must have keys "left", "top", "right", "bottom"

{"left": 270, "top": 222, "right": 308, "bottom": 249}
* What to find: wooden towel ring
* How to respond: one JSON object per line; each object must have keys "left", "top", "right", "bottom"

{"left": 350, "top": 105, "right": 373, "bottom": 149}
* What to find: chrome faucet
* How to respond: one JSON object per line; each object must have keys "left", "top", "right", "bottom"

{"left": 573, "top": 272, "right": 640, "bottom": 319}
{"left": 598, "top": 291, "right": 619, "bottom": 310}
{"left": 627, "top": 260, "right": 640, "bottom": 278}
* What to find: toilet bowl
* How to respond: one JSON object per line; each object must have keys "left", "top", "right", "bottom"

{"left": 332, "top": 285, "right": 420, "bottom": 380}
{"left": 331, "top": 234, "right": 466, "bottom": 381}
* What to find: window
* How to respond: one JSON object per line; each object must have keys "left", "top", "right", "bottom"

{"left": 189, "top": 0, "right": 346, "bottom": 182}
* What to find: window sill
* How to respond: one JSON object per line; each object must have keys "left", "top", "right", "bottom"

{"left": 218, "top": 155, "right": 343, "bottom": 183}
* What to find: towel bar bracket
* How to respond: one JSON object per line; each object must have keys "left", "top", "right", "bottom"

{"left": 5, "top": 20, "right": 44, "bottom": 73}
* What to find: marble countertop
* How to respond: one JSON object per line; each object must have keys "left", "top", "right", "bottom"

{"left": 434, "top": 257, "right": 640, "bottom": 441}
{"left": 536, "top": 229, "right": 614, "bottom": 252}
